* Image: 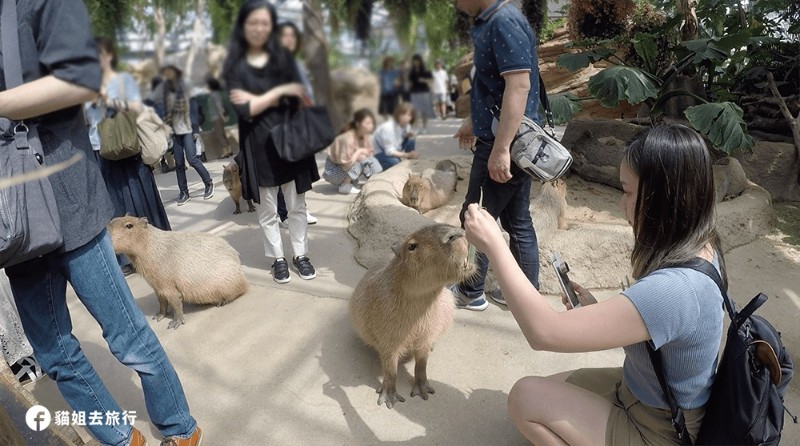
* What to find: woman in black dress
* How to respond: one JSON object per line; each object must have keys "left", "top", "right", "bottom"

{"left": 223, "top": 0, "right": 320, "bottom": 284}
{"left": 84, "top": 37, "right": 171, "bottom": 275}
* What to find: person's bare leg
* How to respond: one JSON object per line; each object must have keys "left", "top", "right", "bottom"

{"left": 508, "top": 374, "right": 613, "bottom": 446}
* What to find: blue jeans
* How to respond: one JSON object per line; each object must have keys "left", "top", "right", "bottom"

{"left": 457, "top": 139, "right": 540, "bottom": 300}
{"left": 173, "top": 133, "right": 212, "bottom": 194}
{"left": 375, "top": 137, "right": 416, "bottom": 170}
{"left": 6, "top": 230, "right": 196, "bottom": 446}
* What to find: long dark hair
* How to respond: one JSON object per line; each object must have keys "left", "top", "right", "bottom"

{"left": 624, "top": 123, "right": 726, "bottom": 282}
{"left": 340, "top": 108, "right": 375, "bottom": 134}
{"left": 222, "top": 0, "right": 281, "bottom": 81}
{"left": 277, "top": 21, "right": 302, "bottom": 57}
{"left": 94, "top": 36, "right": 118, "bottom": 69}
{"left": 410, "top": 53, "right": 427, "bottom": 74}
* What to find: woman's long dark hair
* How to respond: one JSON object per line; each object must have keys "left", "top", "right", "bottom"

{"left": 277, "top": 21, "right": 302, "bottom": 57}
{"left": 410, "top": 53, "right": 427, "bottom": 74}
{"left": 624, "top": 123, "right": 726, "bottom": 283}
{"left": 222, "top": 0, "right": 281, "bottom": 81}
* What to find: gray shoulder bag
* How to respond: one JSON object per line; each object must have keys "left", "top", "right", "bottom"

{"left": 0, "top": 0, "right": 64, "bottom": 268}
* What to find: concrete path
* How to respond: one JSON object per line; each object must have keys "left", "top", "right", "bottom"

{"left": 25, "top": 118, "right": 799, "bottom": 445}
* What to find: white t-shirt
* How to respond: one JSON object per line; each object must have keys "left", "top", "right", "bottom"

{"left": 431, "top": 68, "right": 449, "bottom": 95}
{"left": 372, "top": 118, "right": 411, "bottom": 156}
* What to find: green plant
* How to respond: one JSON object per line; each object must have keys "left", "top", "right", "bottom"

{"left": 540, "top": 17, "right": 566, "bottom": 43}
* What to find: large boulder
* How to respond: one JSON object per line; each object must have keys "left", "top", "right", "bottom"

{"left": 329, "top": 67, "right": 379, "bottom": 129}
{"left": 561, "top": 120, "right": 647, "bottom": 189}
{"left": 735, "top": 140, "right": 800, "bottom": 202}
{"left": 716, "top": 182, "right": 776, "bottom": 251}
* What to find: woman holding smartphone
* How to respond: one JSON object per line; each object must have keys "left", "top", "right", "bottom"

{"left": 463, "top": 124, "right": 726, "bottom": 445}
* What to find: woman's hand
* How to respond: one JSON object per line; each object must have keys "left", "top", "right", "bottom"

{"left": 454, "top": 118, "right": 476, "bottom": 151}
{"left": 463, "top": 203, "right": 504, "bottom": 256}
{"left": 229, "top": 89, "right": 256, "bottom": 105}
{"left": 562, "top": 281, "right": 598, "bottom": 309}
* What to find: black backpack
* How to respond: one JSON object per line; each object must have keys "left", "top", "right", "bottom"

{"left": 647, "top": 258, "right": 796, "bottom": 445}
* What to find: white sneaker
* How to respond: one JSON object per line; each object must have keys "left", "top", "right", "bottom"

{"left": 339, "top": 184, "right": 360, "bottom": 194}
{"left": 306, "top": 211, "right": 318, "bottom": 225}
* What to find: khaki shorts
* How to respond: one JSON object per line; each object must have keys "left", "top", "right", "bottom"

{"left": 565, "top": 368, "right": 705, "bottom": 445}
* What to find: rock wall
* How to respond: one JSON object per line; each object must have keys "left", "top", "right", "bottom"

{"left": 329, "top": 67, "right": 380, "bottom": 130}
{"left": 735, "top": 140, "right": 800, "bottom": 202}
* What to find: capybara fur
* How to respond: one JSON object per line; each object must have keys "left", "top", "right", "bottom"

{"left": 400, "top": 160, "right": 459, "bottom": 214}
{"left": 108, "top": 216, "right": 248, "bottom": 329}
{"left": 532, "top": 178, "right": 568, "bottom": 234}
{"left": 223, "top": 162, "right": 255, "bottom": 214}
{"left": 349, "top": 224, "right": 476, "bottom": 408}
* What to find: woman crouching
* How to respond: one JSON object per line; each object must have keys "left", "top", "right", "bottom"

{"left": 323, "top": 108, "right": 383, "bottom": 194}
{"left": 464, "top": 123, "right": 726, "bottom": 445}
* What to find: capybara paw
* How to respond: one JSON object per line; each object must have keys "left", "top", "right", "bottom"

{"left": 376, "top": 387, "right": 405, "bottom": 409}
{"left": 233, "top": 209, "right": 242, "bottom": 215}
{"left": 168, "top": 319, "right": 185, "bottom": 330}
{"left": 411, "top": 380, "right": 436, "bottom": 400}
{"left": 153, "top": 313, "right": 166, "bottom": 322}
{"left": 247, "top": 206, "right": 256, "bottom": 212}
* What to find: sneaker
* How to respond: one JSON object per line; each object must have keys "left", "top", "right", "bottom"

{"left": 339, "top": 183, "right": 360, "bottom": 194}
{"left": 448, "top": 284, "right": 489, "bottom": 311}
{"left": 488, "top": 288, "right": 507, "bottom": 306}
{"left": 177, "top": 191, "right": 190, "bottom": 206}
{"left": 306, "top": 211, "right": 318, "bottom": 225}
{"left": 129, "top": 427, "right": 147, "bottom": 446}
{"left": 161, "top": 426, "right": 202, "bottom": 446}
{"left": 271, "top": 258, "right": 291, "bottom": 284}
{"left": 203, "top": 182, "right": 214, "bottom": 200}
{"left": 10, "top": 356, "right": 45, "bottom": 385}
{"left": 293, "top": 255, "right": 317, "bottom": 280}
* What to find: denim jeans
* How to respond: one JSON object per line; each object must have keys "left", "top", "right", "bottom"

{"left": 173, "top": 133, "right": 212, "bottom": 194}
{"left": 375, "top": 137, "right": 416, "bottom": 170}
{"left": 6, "top": 230, "right": 196, "bottom": 446}
{"left": 457, "top": 139, "right": 540, "bottom": 300}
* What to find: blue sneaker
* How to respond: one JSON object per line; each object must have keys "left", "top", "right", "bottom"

{"left": 448, "top": 284, "right": 489, "bottom": 311}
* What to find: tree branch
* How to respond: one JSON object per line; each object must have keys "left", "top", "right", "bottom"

{"left": 767, "top": 71, "right": 800, "bottom": 160}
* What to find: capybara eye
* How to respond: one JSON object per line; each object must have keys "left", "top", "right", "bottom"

{"left": 408, "top": 243, "right": 417, "bottom": 251}
{"left": 125, "top": 223, "right": 133, "bottom": 229}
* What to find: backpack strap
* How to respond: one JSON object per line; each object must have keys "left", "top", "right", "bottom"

{"left": 646, "top": 343, "right": 693, "bottom": 445}
{"left": 2, "top": 0, "right": 23, "bottom": 89}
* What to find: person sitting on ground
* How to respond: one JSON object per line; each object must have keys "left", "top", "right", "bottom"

{"left": 323, "top": 108, "right": 383, "bottom": 194}
{"left": 372, "top": 102, "right": 419, "bottom": 170}
{"left": 463, "top": 123, "right": 726, "bottom": 445}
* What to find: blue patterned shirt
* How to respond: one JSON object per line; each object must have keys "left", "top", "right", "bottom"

{"left": 470, "top": 0, "right": 540, "bottom": 140}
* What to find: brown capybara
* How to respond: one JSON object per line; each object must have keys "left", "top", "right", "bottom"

{"left": 400, "top": 160, "right": 458, "bottom": 214}
{"left": 349, "top": 224, "right": 476, "bottom": 408}
{"left": 108, "top": 216, "right": 248, "bottom": 329}
{"left": 223, "top": 162, "right": 255, "bottom": 214}
{"left": 532, "top": 178, "right": 568, "bottom": 234}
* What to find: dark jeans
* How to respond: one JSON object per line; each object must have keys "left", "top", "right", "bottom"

{"left": 457, "top": 138, "right": 540, "bottom": 300}
{"left": 375, "top": 137, "right": 416, "bottom": 170}
{"left": 173, "top": 133, "right": 212, "bottom": 194}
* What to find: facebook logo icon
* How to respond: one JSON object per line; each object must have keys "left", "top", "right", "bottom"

{"left": 25, "top": 405, "right": 51, "bottom": 431}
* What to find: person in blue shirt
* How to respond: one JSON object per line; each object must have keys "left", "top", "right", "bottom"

{"left": 378, "top": 56, "right": 400, "bottom": 119}
{"left": 450, "top": 0, "right": 542, "bottom": 311}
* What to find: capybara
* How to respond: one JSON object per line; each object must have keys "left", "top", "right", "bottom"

{"left": 532, "top": 178, "right": 568, "bottom": 233}
{"left": 400, "top": 160, "right": 459, "bottom": 214}
{"left": 223, "top": 162, "right": 255, "bottom": 214}
{"left": 349, "top": 224, "right": 476, "bottom": 408}
{"left": 108, "top": 216, "right": 248, "bottom": 329}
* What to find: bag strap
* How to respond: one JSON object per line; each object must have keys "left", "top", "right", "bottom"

{"left": 644, "top": 256, "right": 736, "bottom": 446}
{"left": 2, "top": 0, "right": 23, "bottom": 89}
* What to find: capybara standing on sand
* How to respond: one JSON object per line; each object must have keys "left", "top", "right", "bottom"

{"left": 532, "top": 178, "right": 568, "bottom": 233}
{"left": 400, "top": 160, "right": 459, "bottom": 214}
{"left": 349, "top": 224, "right": 476, "bottom": 408}
{"left": 108, "top": 216, "right": 248, "bottom": 329}
{"left": 223, "top": 162, "right": 255, "bottom": 214}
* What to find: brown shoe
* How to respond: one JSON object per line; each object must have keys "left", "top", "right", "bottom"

{"left": 160, "top": 426, "right": 202, "bottom": 446}
{"left": 129, "top": 427, "right": 147, "bottom": 446}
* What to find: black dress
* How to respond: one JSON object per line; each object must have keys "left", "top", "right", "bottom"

{"left": 225, "top": 49, "right": 320, "bottom": 204}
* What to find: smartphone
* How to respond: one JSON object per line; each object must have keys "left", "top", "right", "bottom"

{"left": 551, "top": 252, "right": 581, "bottom": 309}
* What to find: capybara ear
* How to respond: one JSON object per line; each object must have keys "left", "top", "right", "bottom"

{"left": 137, "top": 217, "right": 149, "bottom": 226}
{"left": 391, "top": 240, "right": 401, "bottom": 256}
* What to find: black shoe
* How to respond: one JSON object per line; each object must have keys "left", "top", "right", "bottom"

{"left": 177, "top": 191, "right": 190, "bottom": 206}
{"left": 293, "top": 255, "right": 316, "bottom": 280}
{"left": 272, "top": 257, "right": 291, "bottom": 283}
{"left": 204, "top": 182, "right": 214, "bottom": 200}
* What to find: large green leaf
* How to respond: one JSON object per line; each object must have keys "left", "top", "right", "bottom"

{"left": 546, "top": 93, "right": 582, "bottom": 125}
{"left": 587, "top": 66, "right": 660, "bottom": 108}
{"left": 680, "top": 38, "right": 729, "bottom": 65}
{"left": 684, "top": 102, "right": 754, "bottom": 154}
{"left": 556, "top": 48, "right": 616, "bottom": 72}
{"left": 631, "top": 33, "right": 659, "bottom": 75}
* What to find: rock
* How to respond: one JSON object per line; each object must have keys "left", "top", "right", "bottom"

{"left": 735, "top": 140, "right": 800, "bottom": 202}
{"left": 329, "top": 67, "right": 380, "bottom": 130}
{"left": 717, "top": 182, "right": 776, "bottom": 251}
{"left": 713, "top": 157, "right": 748, "bottom": 203}
{"left": 561, "top": 120, "right": 647, "bottom": 189}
